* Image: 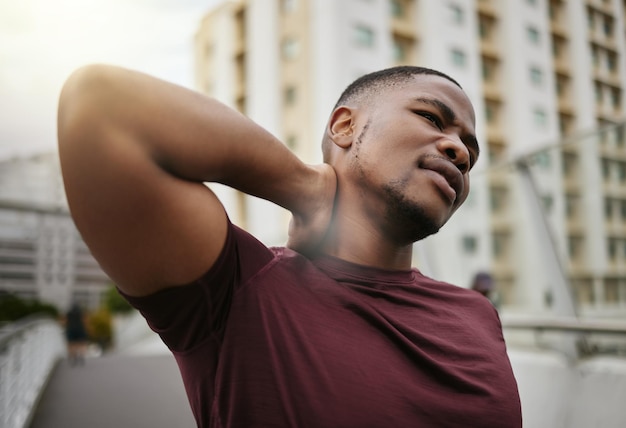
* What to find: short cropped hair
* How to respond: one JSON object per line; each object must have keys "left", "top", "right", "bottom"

{"left": 332, "top": 65, "right": 462, "bottom": 110}
{"left": 322, "top": 66, "right": 462, "bottom": 161}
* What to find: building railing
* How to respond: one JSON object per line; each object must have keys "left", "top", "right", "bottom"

{"left": 502, "top": 315, "right": 626, "bottom": 357}
{"left": 502, "top": 315, "right": 626, "bottom": 335}
{"left": 0, "top": 316, "right": 66, "bottom": 428}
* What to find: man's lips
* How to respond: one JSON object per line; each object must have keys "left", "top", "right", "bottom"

{"left": 421, "top": 158, "right": 464, "bottom": 204}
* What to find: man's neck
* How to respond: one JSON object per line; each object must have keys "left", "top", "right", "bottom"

{"left": 320, "top": 215, "right": 414, "bottom": 271}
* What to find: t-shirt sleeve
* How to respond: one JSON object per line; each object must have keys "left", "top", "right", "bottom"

{"left": 120, "top": 219, "right": 275, "bottom": 353}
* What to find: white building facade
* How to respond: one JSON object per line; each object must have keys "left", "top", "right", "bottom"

{"left": 194, "top": 0, "right": 626, "bottom": 317}
{"left": 0, "top": 152, "right": 111, "bottom": 312}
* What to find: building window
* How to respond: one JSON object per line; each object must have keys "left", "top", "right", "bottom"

{"left": 488, "top": 141, "right": 505, "bottom": 164}
{"left": 605, "top": 198, "right": 614, "bottom": 219}
{"left": 603, "top": 15, "right": 613, "bottom": 37}
{"left": 587, "top": 11, "right": 595, "bottom": 30}
{"left": 605, "top": 279, "right": 620, "bottom": 303}
{"left": 490, "top": 186, "right": 508, "bottom": 212}
{"left": 555, "top": 79, "right": 564, "bottom": 96}
{"left": 450, "top": 4, "right": 464, "bottom": 25}
{"left": 484, "top": 102, "right": 495, "bottom": 124}
{"left": 530, "top": 66, "right": 543, "bottom": 86}
{"left": 482, "top": 62, "right": 490, "bottom": 80}
{"left": 615, "top": 124, "right": 626, "bottom": 147}
{"left": 284, "top": 86, "right": 297, "bottom": 106}
{"left": 574, "top": 278, "right": 594, "bottom": 304}
{"left": 485, "top": 101, "right": 503, "bottom": 129}
{"left": 282, "top": 38, "right": 299, "bottom": 60}
{"left": 611, "top": 88, "right": 621, "bottom": 110}
{"left": 595, "top": 82, "right": 603, "bottom": 102}
{"left": 565, "top": 194, "right": 578, "bottom": 218}
{"left": 608, "top": 238, "right": 618, "bottom": 260}
{"left": 353, "top": 24, "right": 375, "bottom": 48}
{"left": 533, "top": 151, "right": 551, "bottom": 169}
{"left": 462, "top": 235, "right": 478, "bottom": 254}
{"left": 559, "top": 113, "right": 574, "bottom": 136}
{"left": 552, "top": 35, "right": 565, "bottom": 58}
{"left": 492, "top": 233, "right": 509, "bottom": 259}
{"left": 568, "top": 236, "right": 584, "bottom": 260}
{"left": 562, "top": 153, "right": 577, "bottom": 177}
{"left": 607, "top": 52, "right": 617, "bottom": 72}
{"left": 592, "top": 46, "right": 600, "bottom": 67}
{"left": 602, "top": 158, "right": 611, "bottom": 181}
{"left": 482, "top": 57, "right": 498, "bottom": 82}
{"left": 541, "top": 195, "right": 554, "bottom": 213}
{"left": 390, "top": 0, "right": 404, "bottom": 18}
{"left": 618, "top": 162, "right": 626, "bottom": 182}
{"left": 393, "top": 39, "right": 406, "bottom": 61}
{"left": 526, "top": 26, "right": 540, "bottom": 44}
{"left": 479, "top": 18, "right": 487, "bottom": 39}
{"left": 533, "top": 108, "right": 547, "bottom": 128}
{"left": 451, "top": 49, "right": 466, "bottom": 67}
{"left": 281, "top": 0, "right": 297, "bottom": 13}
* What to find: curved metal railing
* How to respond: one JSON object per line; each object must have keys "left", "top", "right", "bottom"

{"left": 0, "top": 315, "right": 66, "bottom": 428}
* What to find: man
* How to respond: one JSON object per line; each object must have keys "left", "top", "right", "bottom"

{"left": 58, "top": 64, "right": 521, "bottom": 427}
{"left": 64, "top": 302, "right": 89, "bottom": 366}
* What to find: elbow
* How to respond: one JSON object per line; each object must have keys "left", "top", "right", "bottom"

{"left": 57, "top": 64, "right": 114, "bottom": 151}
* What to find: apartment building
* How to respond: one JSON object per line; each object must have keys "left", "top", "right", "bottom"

{"left": 194, "top": 0, "right": 626, "bottom": 316}
{"left": 0, "top": 152, "right": 111, "bottom": 311}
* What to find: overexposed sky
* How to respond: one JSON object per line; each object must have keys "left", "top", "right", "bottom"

{"left": 0, "top": 0, "right": 221, "bottom": 158}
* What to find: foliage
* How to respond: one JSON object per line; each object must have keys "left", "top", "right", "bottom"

{"left": 103, "top": 285, "right": 134, "bottom": 314}
{"left": 86, "top": 307, "right": 113, "bottom": 350}
{"left": 0, "top": 292, "right": 59, "bottom": 323}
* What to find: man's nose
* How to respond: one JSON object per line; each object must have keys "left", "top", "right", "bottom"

{"left": 436, "top": 136, "right": 470, "bottom": 174}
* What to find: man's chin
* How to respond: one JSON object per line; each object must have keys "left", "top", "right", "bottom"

{"left": 385, "top": 213, "right": 442, "bottom": 245}
{"left": 382, "top": 183, "right": 451, "bottom": 243}
{"left": 409, "top": 221, "right": 441, "bottom": 243}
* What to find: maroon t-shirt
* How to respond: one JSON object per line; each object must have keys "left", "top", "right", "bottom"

{"left": 124, "top": 221, "right": 521, "bottom": 427}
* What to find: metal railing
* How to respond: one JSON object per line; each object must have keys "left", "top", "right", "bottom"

{"left": 502, "top": 315, "right": 626, "bottom": 357}
{"left": 0, "top": 316, "right": 66, "bottom": 428}
{"left": 502, "top": 316, "right": 626, "bottom": 335}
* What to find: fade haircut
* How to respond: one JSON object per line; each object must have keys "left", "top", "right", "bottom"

{"left": 332, "top": 65, "right": 462, "bottom": 110}
{"left": 322, "top": 66, "right": 462, "bottom": 161}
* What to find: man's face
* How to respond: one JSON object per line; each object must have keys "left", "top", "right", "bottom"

{"left": 344, "top": 74, "right": 479, "bottom": 244}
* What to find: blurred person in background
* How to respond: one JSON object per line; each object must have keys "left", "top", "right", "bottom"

{"left": 471, "top": 271, "right": 501, "bottom": 310}
{"left": 64, "top": 302, "right": 89, "bottom": 366}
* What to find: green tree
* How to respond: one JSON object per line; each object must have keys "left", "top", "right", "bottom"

{"left": 103, "top": 285, "right": 134, "bottom": 314}
{"left": 0, "top": 292, "right": 58, "bottom": 323}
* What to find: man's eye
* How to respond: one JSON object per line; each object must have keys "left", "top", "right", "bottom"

{"left": 417, "top": 112, "right": 442, "bottom": 130}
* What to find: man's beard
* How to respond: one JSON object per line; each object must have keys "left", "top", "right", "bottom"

{"left": 352, "top": 120, "right": 442, "bottom": 243}
{"left": 381, "top": 180, "right": 441, "bottom": 244}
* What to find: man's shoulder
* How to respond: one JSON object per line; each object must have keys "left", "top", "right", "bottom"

{"left": 413, "top": 272, "right": 500, "bottom": 314}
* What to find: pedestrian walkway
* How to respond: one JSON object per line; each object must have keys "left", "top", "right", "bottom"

{"left": 29, "top": 342, "right": 195, "bottom": 428}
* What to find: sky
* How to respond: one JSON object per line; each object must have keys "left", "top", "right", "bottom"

{"left": 0, "top": 0, "right": 221, "bottom": 159}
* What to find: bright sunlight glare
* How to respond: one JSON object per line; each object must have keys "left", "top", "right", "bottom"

{"left": 0, "top": 0, "right": 216, "bottom": 156}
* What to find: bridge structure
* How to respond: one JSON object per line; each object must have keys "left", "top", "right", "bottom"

{"left": 0, "top": 314, "right": 195, "bottom": 428}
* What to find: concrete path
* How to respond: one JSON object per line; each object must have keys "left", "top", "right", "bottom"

{"left": 30, "top": 348, "right": 196, "bottom": 428}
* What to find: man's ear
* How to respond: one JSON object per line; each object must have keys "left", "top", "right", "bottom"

{"left": 327, "top": 106, "right": 355, "bottom": 149}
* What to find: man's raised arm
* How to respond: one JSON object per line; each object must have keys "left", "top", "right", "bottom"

{"left": 57, "top": 65, "right": 335, "bottom": 297}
